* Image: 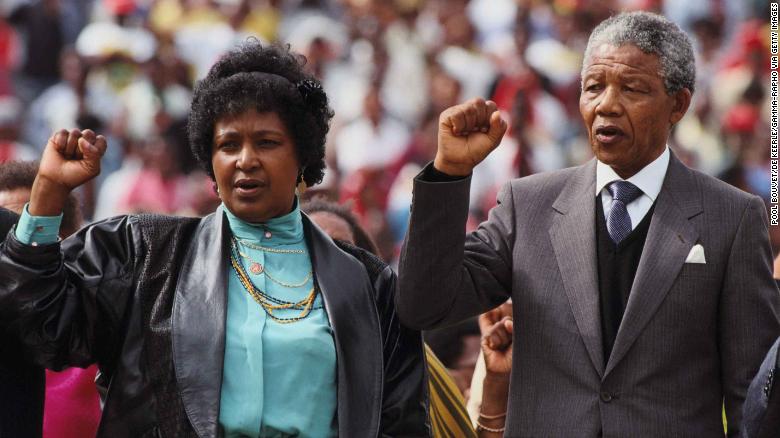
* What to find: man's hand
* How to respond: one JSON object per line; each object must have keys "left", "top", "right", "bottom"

{"left": 434, "top": 98, "right": 507, "bottom": 176}
{"left": 30, "top": 129, "right": 107, "bottom": 216}
{"left": 479, "top": 301, "right": 513, "bottom": 376}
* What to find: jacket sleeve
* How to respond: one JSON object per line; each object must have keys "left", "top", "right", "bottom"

{"left": 0, "top": 215, "right": 141, "bottom": 371}
{"left": 374, "top": 264, "right": 432, "bottom": 437}
{"left": 719, "top": 196, "right": 780, "bottom": 436}
{"left": 397, "top": 163, "right": 514, "bottom": 330}
{"left": 742, "top": 336, "right": 780, "bottom": 438}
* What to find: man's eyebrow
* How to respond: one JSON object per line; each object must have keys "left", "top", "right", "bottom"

{"left": 619, "top": 74, "right": 656, "bottom": 85}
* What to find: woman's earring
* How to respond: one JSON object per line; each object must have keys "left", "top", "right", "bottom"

{"left": 296, "top": 173, "right": 307, "bottom": 196}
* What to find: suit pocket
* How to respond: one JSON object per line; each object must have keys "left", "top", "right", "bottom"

{"left": 677, "top": 262, "right": 714, "bottom": 279}
{"left": 666, "top": 264, "right": 721, "bottom": 324}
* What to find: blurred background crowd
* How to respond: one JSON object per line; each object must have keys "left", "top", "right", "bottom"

{"left": 0, "top": 1, "right": 775, "bottom": 436}
{"left": 0, "top": 0, "right": 774, "bottom": 264}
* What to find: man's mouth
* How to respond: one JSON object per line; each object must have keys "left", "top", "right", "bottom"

{"left": 594, "top": 125, "right": 625, "bottom": 144}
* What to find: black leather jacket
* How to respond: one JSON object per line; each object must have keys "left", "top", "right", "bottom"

{"left": 0, "top": 210, "right": 430, "bottom": 437}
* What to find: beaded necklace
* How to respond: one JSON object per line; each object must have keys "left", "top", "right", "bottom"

{"left": 235, "top": 243, "right": 313, "bottom": 287}
{"left": 229, "top": 238, "right": 321, "bottom": 324}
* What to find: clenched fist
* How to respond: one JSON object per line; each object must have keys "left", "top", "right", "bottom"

{"left": 30, "top": 129, "right": 107, "bottom": 216}
{"left": 434, "top": 98, "right": 507, "bottom": 176}
{"left": 479, "top": 301, "right": 513, "bottom": 376}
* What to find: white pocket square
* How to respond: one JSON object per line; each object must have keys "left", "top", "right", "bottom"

{"left": 685, "top": 244, "right": 706, "bottom": 264}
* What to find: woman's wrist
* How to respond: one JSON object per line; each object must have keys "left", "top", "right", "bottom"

{"left": 29, "top": 176, "right": 70, "bottom": 217}
{"left": 480, "top": 372, "right": 509, "bottom": 422}
{"left": 482, "top": 372, "right": 510, "bottom": 395}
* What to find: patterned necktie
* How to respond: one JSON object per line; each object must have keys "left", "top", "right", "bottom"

{"left": 606, "top": 181, "right": 642, "bottom": 244}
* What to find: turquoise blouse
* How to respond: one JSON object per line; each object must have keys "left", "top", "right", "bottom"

{"left": 14, "top": 202, "right": 338, "bottom": 438}
{"left": 220, "top": 203, "right": 337, "bottom": 438}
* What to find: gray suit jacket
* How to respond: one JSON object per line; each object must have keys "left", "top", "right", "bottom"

{"left": 398, "top": 154, "right": 780, "bottom": 437}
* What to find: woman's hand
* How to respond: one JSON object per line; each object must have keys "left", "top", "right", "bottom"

{"left": 479, "top": 301, "right": 513, "bottom": 376}
{"left": 30, "top": 129, "right": 107, "bottom": 216}
{"left": 434, "top": 98, "right": 507, "bottom": 176}
{"left": 477, "top": 301, "right": 513, "bottom": 436}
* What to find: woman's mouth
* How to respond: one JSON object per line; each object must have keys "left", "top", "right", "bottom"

{"left": 234, "top": 178, "right": 265, "bottom": 197}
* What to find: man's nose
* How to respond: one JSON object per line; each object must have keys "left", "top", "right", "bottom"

{"left": 595, "top": 85, "right": 623, "bottom": 117}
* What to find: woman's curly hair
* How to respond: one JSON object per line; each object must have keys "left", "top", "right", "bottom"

{"left": 188, "top": 41, "right": 334, "bottom": 186}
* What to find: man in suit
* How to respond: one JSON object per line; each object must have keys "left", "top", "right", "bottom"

{"left": 397, "top": 11, "right": 780, "bottom": 436}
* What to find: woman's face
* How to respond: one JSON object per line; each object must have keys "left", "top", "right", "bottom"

{"left": 212, "top": 108, "right": 300, "bottom": 223}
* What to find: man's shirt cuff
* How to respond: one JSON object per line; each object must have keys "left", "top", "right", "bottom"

{"left": 14, "top": 203, "right": 62, "bottom": 245}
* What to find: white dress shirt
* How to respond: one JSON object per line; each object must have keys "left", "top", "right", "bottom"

{"left": 595, "top": 147, "right": 670, "bottom": 231}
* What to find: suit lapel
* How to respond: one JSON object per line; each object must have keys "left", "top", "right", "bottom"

{"left": 549, "top": 159, "right": 605, "bottom": 377}
{"left": 604, "top": 153, "right": 702, "bottom": 377}
{"left": 172, "top": 210, "right": 228, "bottom": 438}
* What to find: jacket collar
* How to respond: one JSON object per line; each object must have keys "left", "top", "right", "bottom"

{"left": 549, "top": 158, "right": 604, "bottom": 376}
{"left": 172, "top": 209, "right": 383, "bottom": 437}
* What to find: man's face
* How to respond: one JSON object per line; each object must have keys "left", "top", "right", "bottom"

{"left": 579, "top": 44, "right": 691, "bottom": 178}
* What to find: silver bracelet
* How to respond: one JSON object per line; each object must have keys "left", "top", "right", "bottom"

{"left": 478, "top": 410, "right": 507, "bottom": 420}
{"left": 476, "top": 420, "right": 506, "bottom": 433}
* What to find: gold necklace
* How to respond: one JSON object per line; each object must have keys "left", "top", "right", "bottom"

{"left": 229, "top": 248, "right": 321, "bottom": 324}
{"left": 235, "top": 246, "right": 313, "bottom": 287}
{"left": 237, "top": 238, "right": 305, "bottom": 254}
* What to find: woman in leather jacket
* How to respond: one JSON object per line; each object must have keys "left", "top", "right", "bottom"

{"left": 0, "top": 43, "right": 430, "bottom": 438}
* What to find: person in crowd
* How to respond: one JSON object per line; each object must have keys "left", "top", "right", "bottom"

{"left": 466, "top": 300, "right": 512, "bottom": 435}
{"left": 743, "top": 331, "right": 780, "bottom": 438}
{"left": 0, "top": 160, "right": 101, "bottom": 438}
{"left": 302, "top": 197, "right": 380, "bottom": 255}
{"left": 0, "top": 42, "right": 429, "bottom": 437}
{"left": 0, "top": 205, "right": 43, "bottom": 438}
{"left": 742, "top": 257, "right": 780, "bottom": 438}
{"left": 423, "top": 319, "right": 481, "bottom": 397}
{"left": 0, "top": 95, "right": 37, "bottom": 163}
{"left": 0, "top": 160, "right": 81, "bottom": 236}
{"left": 303, "top": 197, "right": 511, "bottom": 437}
{"left": 397, "top": 11, "right": 779, "bottom": 436}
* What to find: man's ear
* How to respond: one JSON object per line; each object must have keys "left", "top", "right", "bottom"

{"left": 669, "top": 88, "right": 692, "bottom": 126}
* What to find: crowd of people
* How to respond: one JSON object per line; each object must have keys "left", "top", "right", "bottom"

{"left": 0, "top": 0, "right": 774, "bottom": 262}
{"left": 0, "top": 0, "right": 777, "bottom": 437}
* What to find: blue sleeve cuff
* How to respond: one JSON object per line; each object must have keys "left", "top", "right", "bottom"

{"left": 14, "top": 203, "right": 63, "bottom": 245}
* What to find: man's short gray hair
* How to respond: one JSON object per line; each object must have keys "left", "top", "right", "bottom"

{"left": 582, "top": 11, "right": 696, "bottom": 95}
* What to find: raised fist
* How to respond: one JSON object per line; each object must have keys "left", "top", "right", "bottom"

{"left": 434, "top": 98, "right": 507, "bottom": 176}
{"left": 30, "top": 129, "right": 107, "bottom": 216}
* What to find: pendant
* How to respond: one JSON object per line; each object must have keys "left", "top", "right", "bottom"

{"left": 250, "top": 262, "right": 264, "bottom": 275}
